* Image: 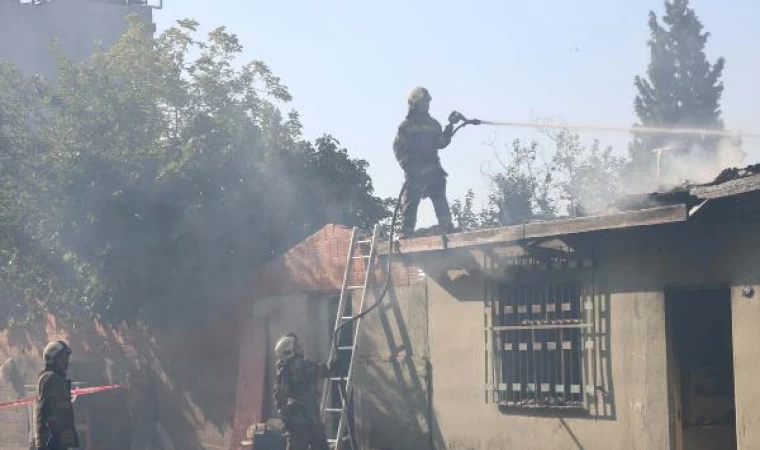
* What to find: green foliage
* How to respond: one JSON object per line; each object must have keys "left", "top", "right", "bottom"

{"left": 450, "top": 189, "right": 478, "bottom": 232}
{"left": 484, "top": 139, "right": 554, "bottom": 226}
{"left": 0, "top": 18, "right": 387, "bottom": 327}
{"left": 549, "top": 131, "right": 627, "bottom": 216}
{"left": 451, "top": 131, "right": 626, "bottom": 229}
{"left": 629, "top": 0, "right": 726, "bottom": 182}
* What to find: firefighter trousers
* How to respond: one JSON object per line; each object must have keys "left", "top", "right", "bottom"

{"left": 400, "top": 173, "right": 453, "bottom": 234}
{"left": 285, "top": 421, "right": 329, "bottom": 450}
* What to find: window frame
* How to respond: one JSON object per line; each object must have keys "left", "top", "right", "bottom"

{"left": 484, "top": 252, "right": 600, "bottom": 416}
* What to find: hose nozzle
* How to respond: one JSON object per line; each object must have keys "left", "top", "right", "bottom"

{"left": 449, "top": 110, "right": 482, "bottom": 127}
{"left": 448, "top": 110, "right": 467, "bottom": 125}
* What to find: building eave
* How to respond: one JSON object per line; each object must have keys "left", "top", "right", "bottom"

{"left": 378, "top": 204, "right": 688, "bottom": 255}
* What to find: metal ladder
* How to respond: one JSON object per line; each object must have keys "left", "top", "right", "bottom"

{"left": 320, "top": 225, "right": 379, "bottom": 450}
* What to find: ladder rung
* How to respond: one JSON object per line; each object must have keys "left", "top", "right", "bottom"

{"left": 337, "top": 346, "right": 353, "bottom": 351}
{"left": 324, "top": 408, "right": 342, "bottom": 413}
{"left": 346, "top": 285, "right": 364, "bottom": 290}
{"left": 356, "top": 239, "right": 371, "bottom": 244}
{"left": 341, "top": 316, "right": 354, "bottom": 320}
{"left": 352, "top": 255, "right": 370, "bottom": 259}
{"left": 330, "top": 377, "right": 345, "bottom": 382}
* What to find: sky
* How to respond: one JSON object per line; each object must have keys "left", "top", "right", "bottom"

{"left": 154, "top": 0, "right": 760, "bottom": 226}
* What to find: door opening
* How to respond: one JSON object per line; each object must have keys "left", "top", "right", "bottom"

{"left": 666, "top": 287, "right": 736, "bottom": 450}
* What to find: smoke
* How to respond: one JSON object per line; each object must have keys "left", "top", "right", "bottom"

{"left": 656, "top": 137, "right": 747, "bottom": 186}
{"left": 477, "top": 127, "right": 753, "bottom": 222}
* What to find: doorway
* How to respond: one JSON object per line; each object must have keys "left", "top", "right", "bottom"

{"left": 666, "top": 288, "right": 736, "bottom": 450}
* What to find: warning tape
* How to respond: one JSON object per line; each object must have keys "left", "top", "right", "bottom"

{"left": 0, "top": 384, "right": 127, "bottom": 411}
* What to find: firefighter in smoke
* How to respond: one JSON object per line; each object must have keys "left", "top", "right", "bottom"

{"left": 393, "top": 86, "right": 459, "bottom": 238}
{"left": 274, "top": 333, "right": 331, "bottom": 450}
{"left": 34, "top": 341, "right": 79, "bottom": 450}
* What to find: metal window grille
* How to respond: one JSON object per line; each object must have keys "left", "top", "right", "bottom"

{"left": 496, "top": 283, "right": 586, "bottom": 409}
{"left": 484, "top": 254, "right": 598, "bottom": 413}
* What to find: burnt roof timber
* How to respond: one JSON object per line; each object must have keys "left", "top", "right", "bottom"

{"left": 378, "top": 204, "right": 688, "bottom": 255}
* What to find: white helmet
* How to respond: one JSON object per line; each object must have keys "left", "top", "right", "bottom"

{"left": 43, "top": 341, "right": 71, "bottom": 365}
{"left": 274, "top": 333, "right": 302, "bottom": 362}
{"left": 407, "top": 86, "right": 431, "bottom": 107}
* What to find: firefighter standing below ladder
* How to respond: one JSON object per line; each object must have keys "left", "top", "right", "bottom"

{"left": 393, "top": 86, "right": 459, "bottom": 238}
{"left": 274, "top": 333, "right": 331, "bottom": 450}
{"left": 34, "top": 341, "right": 79, "bottom": 450}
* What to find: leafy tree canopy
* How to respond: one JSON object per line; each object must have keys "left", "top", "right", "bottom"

{"left": 0, "top": 17, "right": 388, "bottom": 328}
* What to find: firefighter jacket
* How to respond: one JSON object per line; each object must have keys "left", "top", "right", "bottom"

{"left": 274, "top": 355, "right": 329, "bottom": 427}
{"left": 393, "top": 110, "right": 453, "bottom": 178}
{"left": 34, "top": 369, "right": 79, "bottom": 449}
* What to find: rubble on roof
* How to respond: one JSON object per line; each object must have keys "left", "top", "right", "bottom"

{"left": 616, "top": 163, "right": 760, "bottom": 212}
{"left": 704, "top": 163, "right": 760, "bottom": 186}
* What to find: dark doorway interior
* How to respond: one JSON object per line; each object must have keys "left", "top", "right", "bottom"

{"left": 667, "top": 288, "right": 736, "bottom": 450}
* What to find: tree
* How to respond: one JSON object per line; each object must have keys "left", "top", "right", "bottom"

{"left": 450, "top": 189, "right": 478, "bottom": 232}
{"left": 0, "top": 64, "right": 56, "bottom": 326}
{"left": 630, "top": 0, "right": 728, "bottom": 184}
{"left": 452, "top": 130, "right": 626, "bottom": 231}
{"left": 0, "top": 18, "right": 389, "bottom": 327}
{"left": 550, "top": 131, "right": 627, "bottom": 216}
{"left": 482, "top": 139, "right": 554, "bottom": 226}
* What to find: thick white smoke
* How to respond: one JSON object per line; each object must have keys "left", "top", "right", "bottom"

{"left": 657, "top": 137, "right": 746, "bottom": 186}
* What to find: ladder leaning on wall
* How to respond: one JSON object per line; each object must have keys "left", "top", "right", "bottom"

{"left": 320, "top": 225, "right": 379, "bottom": 450}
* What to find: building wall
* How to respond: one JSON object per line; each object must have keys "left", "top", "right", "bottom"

{"left": 731, "top": 284, "right": 760, "bottom": 449}
{"left": 232, "top": 292, "right": 338, "bottom": 448}
{"left": 0, "top": 0, "right": 153, "bottom": 79}
{"left": 420, "top": 251, "right": 670, "bottom": 450}
{"left": 353, "top": 205, "right": 760, "bottom": 450}
{"left": 352, "top": 280, "right": 433, "bottom": 450}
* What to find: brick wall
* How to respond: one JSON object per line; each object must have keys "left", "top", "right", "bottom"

{"left": 0, "top": 312, "right": 241, "bottom": 450}
{"left": 249, "top": 224, "right": 421, "bottom": 298}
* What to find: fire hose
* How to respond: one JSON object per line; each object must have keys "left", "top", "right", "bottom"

{"left": 0, "top": 384, "right": 127, "bottom": 411}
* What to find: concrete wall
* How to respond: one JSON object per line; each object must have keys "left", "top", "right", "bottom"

{"left": 352, "top": 281, "right": 434, "bottom": 450}
{"left": 423, "top": 260, "right": 670, "bottom": 450}
{"left": 731, "top": 284, "right": 760, "bottom": 449}
{"left": 352, "top": 201, "right": 760, "bottom": 450}
{"left": 0, "top": 0, "right": 153, "bottom": 79}
{"left": 239, "top": 292, "right": 336, "bottom": 432}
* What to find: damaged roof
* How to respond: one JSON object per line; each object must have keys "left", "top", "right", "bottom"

{"left": 385, "top": 163, "right": 760, "bottom": 255}
{"left": 617, "top": 163, "right": 760, "bottom": 210}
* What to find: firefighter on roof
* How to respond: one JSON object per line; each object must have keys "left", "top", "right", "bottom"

{"left": 34, "top": 341, "right": 79, "bottom": 450}
{"left": 393, "top": 86, "right": 458, "bottom": 238}
{"left": 274, "top": 333, "right": 331, "bottom": 450}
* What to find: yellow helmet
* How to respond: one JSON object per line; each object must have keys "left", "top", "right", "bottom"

{"left": 407, "top": 86, "right": 431, "bottom": 107}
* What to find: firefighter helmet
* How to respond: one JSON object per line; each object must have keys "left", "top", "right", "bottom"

{"left": 275, "top": 333, "right": 302, "bottom": 361}
{"left": 407, "top": 86, "right": 431, "bottom": 107}
{"left": 43, "top": 341, "right": 71, "bottom": 365}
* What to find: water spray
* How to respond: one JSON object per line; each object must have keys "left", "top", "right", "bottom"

{"left": 459, "top": 115, "right": 759, "bottom": 139}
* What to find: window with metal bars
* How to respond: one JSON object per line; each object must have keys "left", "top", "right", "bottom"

{"left": 494, "top": 283, "right": 587, "bottom": 410}
{"left": 484, "top": 252, "right": 610, "bottom": 416}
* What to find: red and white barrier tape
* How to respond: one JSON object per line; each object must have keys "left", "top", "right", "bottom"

{"left": 0, "top": 384, "right": 127, "bottom": 411}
